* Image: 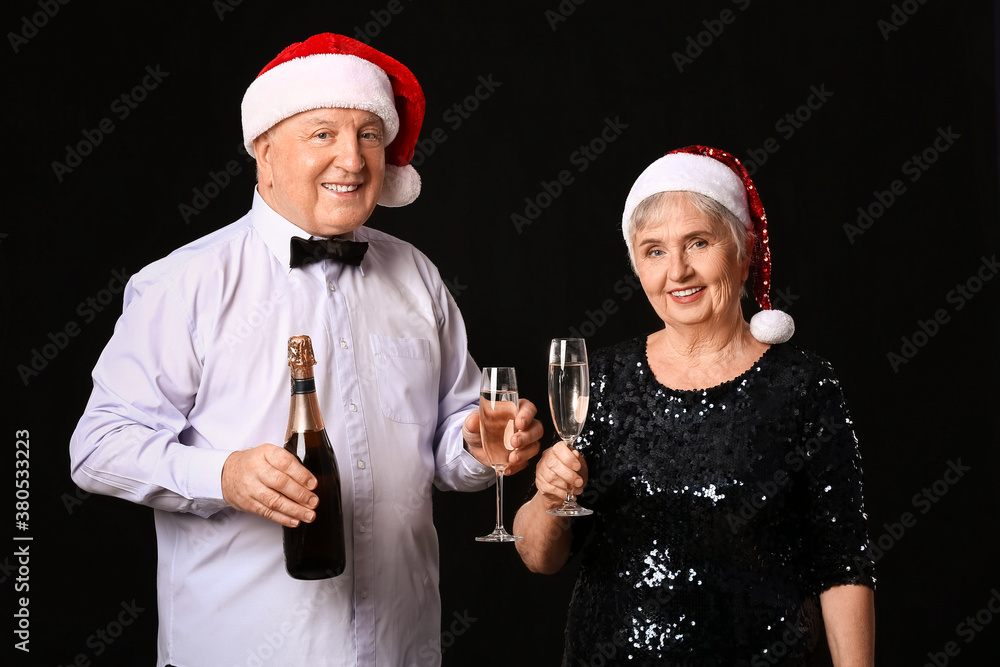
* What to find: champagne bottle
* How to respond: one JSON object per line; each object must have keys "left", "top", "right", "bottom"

{"left": 282, "top": 335, "right": 346, "bottom": 580}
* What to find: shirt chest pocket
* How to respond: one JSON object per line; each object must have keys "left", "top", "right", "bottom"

{"left": 370, "top": 334, "right": 436, "bottom": 425}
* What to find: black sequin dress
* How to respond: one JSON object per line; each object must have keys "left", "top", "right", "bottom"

{"left": 564, "top": 337, "right": 875, "bottom": 666}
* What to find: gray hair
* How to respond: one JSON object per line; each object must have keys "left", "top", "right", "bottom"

{"left": 625, "top": 190, "right": 753, "bottom": 273}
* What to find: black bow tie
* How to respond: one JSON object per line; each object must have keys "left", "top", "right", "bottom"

{"left": 289, "top": 236, "right": 369, "bottom": 269}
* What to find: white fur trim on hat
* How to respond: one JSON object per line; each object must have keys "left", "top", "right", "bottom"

{"left": 378, "top": 164, "right": 421, "bottom": 207}
{"left": 750, "top": 308, "right": 795, "bottom": 344}
{"left": 621, "top": 152, "right": 752, "bottom": 244}
{"left": 241, "top": 53, "right": 399, "bottom": 157}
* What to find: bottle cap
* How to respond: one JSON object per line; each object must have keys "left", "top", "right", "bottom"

{"left": 287, "top": 335, "right": 317, "bottom": 371}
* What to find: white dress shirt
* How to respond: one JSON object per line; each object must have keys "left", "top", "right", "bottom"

{"left": 70, "top": 189, "right": 495, "bottom": 667}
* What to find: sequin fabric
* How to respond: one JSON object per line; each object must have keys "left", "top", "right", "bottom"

{"left": 564, "top": 337, "right": 875, "bottom": 666}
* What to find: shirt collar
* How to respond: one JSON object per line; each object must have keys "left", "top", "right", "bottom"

{"left": 251, "top": 188, "right": 360, "bottom": 272}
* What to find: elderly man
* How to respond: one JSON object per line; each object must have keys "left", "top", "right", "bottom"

{"left": 70, "top": 34, "right": 542, "bottom": 666}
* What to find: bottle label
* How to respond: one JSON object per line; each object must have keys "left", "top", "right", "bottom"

{"left": 290, "top": 378, "right": 316, "bottom": 395}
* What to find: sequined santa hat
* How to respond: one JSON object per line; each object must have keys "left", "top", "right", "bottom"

{"left": 241, "top": 33, "right": 424, "bottom": 207}
{"left": 621, "top": 145, "right": 795, "bottom": 344}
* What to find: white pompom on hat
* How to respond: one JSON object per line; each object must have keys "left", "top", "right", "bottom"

{"left": 622, "top": 145, "right": 794, "bottom": 344}
{"left": 241, "top": 33, "right": 425, "bottom": 208}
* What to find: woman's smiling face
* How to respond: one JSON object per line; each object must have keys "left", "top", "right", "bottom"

{"left": 632, "top": 192, "right": 750, "bottom": 331}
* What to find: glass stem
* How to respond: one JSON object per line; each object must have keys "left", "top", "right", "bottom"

{"left": 564, "top": 436, "right": 577, "bottom": 504}
{"left": 496, "top": 469, "right": 504, "bottom": 530}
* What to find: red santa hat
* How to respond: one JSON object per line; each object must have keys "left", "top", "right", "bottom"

{"left": 241, "top": 33, "right": 424, "bottom": 207}
{"left": 621, "top": 145, "right": 795, "bottom": 344}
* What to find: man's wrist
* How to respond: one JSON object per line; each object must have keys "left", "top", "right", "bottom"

{"left": 458, "top": 445, "right": 494, "bottom": 477}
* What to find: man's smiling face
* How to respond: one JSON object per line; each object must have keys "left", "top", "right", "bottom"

{"left": 253, "top": 107, "right": 386, "bottom": 236}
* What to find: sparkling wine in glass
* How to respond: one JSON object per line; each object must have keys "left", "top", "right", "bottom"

{"left": 475, "top": 367, "right": 523, "bottom": 542}
{"left": 547, "top": 338, "right": 593, "bottom": 517}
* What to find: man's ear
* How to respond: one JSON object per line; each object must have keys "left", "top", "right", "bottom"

{"left": 253, "top": 133, "right": 272, "bottom": 186}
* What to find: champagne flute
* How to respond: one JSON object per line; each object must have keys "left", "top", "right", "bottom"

{"left": 475, "top": 367, "right": 523, "bottom": 542}
{"left": 546, "top": 338, "right": 594, "bottom": 517}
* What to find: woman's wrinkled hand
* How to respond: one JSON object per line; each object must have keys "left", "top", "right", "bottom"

{"left": 535, "top": 440, "right": 589, "bottom": 505}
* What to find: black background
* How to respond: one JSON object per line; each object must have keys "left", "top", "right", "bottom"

{"left": 4, "top": 1, "right": 999, "bottom": 665}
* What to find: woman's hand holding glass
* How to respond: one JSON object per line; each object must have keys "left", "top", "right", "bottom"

{"left": 534, "top": 440, "right": 589, "bottom": 509}
{"left": 546, "top": 338, "right": 593, "bottom": 516}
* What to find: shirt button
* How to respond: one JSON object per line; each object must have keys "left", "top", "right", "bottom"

{"left": 349, "top": 403, "right": 358, "bottom": 412}
{"left": 360, "top": 588, "right": 369, "bottom": 599}
{"left": 340, "top": 339, "right": 348, "bottom": 349}
{"left": 328, "top": 284, "right": 336, "bottom": 292}
{"left": 359, "top": 523, "right": 366, "bottom": 533}
{"left": 358, "top": 459, "right": 366, "bottom": 469}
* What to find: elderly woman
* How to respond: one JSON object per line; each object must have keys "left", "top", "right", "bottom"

{"left": 514, "top": 146, "right": 875, "bottom": 666}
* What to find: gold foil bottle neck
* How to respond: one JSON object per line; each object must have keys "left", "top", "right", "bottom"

{"left": 287, "top": 335, "right": 317, "bottom": 379}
